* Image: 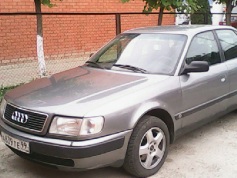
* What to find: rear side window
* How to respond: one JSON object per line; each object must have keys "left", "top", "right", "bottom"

{"left": 216, "top": 30, "right": 237, "bottom": 61}
{"left": 186, "top": 31, "right": 221, "bottom": 66}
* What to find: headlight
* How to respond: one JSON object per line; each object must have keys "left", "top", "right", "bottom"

{"left": 49, "top": 116, "right": 104, "bottom": 137}
{"left": 79, "top": 116, "right": 104, "bottom": 136}
{"left": 49, "top": 116, "right": 82, "bottom": 136}
{"left": 0, "top": 99, "right": 7, "bottom": 116}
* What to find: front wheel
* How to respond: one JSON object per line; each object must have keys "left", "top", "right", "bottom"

{"left": 123, "top": 115, "right": 170, "bottom": 178}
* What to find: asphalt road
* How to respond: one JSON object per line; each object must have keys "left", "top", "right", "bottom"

{"left": 1, "top": 112, "right": 237, "bottom": 178}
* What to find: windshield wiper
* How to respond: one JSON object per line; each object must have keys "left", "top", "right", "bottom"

{"left": 85, "top": 61, "right": 104, "bottom": 69}
{"left": 113, "top": 64, "right": 148, "bottom": 73}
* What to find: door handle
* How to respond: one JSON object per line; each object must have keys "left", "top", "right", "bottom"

{"left": 221, "top": 78, "right": 226, "bottom": 82}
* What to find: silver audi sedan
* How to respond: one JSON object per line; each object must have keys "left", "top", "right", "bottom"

{"left": 1, "top": 25, "right": 237, "bottom": 177}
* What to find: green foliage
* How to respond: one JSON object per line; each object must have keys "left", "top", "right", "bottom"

{"left": 121, "top": 0, "right": 200, "bottom": 13}
{"left": 191, "top": 0, "right": 212, "bottom": 24}
{"left": 41, "top": 0, "right": 62, "bottom": 8}
{"left": 0, "top": 85, "right": 20, "bottom": 100}
{"left": 213, "top": 0, "right": 237, "bottom": 6}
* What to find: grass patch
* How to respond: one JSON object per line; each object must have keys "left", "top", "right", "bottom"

{"left": 0, "top": 85, "right": 20, "bottom": 100}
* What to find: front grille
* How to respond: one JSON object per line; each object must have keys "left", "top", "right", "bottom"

{"left": 3, "top": 103, "right": 48, "bottom": 132}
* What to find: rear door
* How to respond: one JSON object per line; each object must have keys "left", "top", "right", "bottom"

{"left": 215, "top": 29, "right": 237, "bottom": 110}
{"left": 179, "top": 31, "right": 229, "bottom": 129}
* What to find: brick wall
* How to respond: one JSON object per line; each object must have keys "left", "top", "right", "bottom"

{"left": 0, "top": 0, "right": 175, "bottom": 65}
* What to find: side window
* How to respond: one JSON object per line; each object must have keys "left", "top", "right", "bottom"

{"left": 186, "top": 31, "right": 221, "bottom": 66}
{"left": 216, "top": 30, "right": 237, "bottom": 61}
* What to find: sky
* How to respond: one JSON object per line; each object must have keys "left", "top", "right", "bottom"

{"left": 208, "top": 0, "right": 213, "bottom": 6}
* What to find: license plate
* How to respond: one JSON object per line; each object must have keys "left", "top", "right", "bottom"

{"left": 1, "top": 132, "right": 30, "bottom": 154}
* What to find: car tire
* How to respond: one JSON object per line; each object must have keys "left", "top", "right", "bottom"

{"left": 123, "top": 115, "right": 170, "bottom": 178}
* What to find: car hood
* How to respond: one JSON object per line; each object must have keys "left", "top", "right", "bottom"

{"left": 6, "top": 66, "right": 169, "bottom": 116}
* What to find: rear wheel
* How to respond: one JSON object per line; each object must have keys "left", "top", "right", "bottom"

{"left": 123, "top": 115, "right": 170, "bottom": 178}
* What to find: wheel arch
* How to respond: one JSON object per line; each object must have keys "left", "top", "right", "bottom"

{"left": 135, "top": 108, "right": 175, "bottom": 144}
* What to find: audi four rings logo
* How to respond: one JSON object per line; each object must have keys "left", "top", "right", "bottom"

{"left": 11, "top": 111, "right": 29, "bottom": 124}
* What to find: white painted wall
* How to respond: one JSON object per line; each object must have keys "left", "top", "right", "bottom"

{"left": 211, "top": 1, "right": 224, "bottom": 25}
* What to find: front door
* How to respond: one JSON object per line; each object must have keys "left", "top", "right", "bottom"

{"left": 179, "top": 31, "right": 229, "bottom": 129}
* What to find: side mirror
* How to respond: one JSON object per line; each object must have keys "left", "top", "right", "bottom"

{"left": 181, "top": 61, "right": 209, "bottom": 75}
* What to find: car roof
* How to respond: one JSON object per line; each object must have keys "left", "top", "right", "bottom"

{"left": 123, "top": 25, "right": 235, "bottom": 35}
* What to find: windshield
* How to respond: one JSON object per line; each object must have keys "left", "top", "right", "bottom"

{"left": 89, "top": 33, "right": 187, "bottom": 75}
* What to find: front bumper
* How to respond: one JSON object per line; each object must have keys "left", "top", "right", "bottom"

{"left": 0, "top": 118, "right": 132, "bottom": 170}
